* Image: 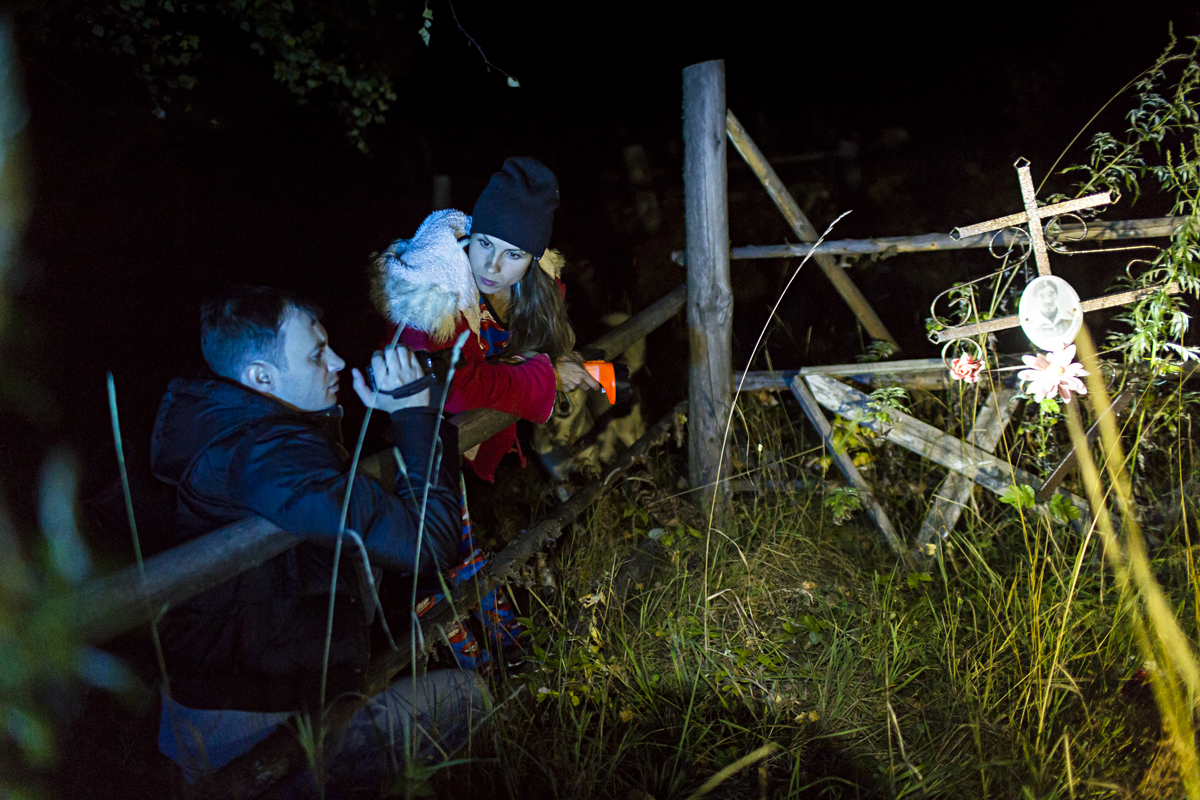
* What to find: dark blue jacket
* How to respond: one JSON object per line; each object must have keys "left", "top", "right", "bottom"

{"left": 150, "top": 375, "right": 460, "bottom": 711}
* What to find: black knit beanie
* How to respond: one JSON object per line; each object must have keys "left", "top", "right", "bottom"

{"left": 471, "top": 157, "right": 560, "bottom": 258}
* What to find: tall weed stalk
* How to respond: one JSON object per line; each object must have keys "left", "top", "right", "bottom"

{"left": 1071, "top": 325, "right": 1200, "bottom": 797}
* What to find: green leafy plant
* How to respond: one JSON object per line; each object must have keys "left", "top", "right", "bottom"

{"left": 824, "top": 486, "right": 862, "bottom": 525}
{"left": 999, "top": 483, "right": 1036, "bottom": 510}
{"left": 1047, "top": 492, "right": 1081, "bottom": 525}
{"left": 856, "top": 339, "right": 899, "bottom": 363}
{"left": 864, "top": 386, "right": 910, "bottom": 429}
{"left": 1060, "top": 32, "right": 1200, "bottom": 373}
{"left": 1018, "top": 396, "right": 1065, "bottom": 475}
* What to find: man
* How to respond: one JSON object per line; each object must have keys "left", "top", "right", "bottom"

{"left": 150, "top": 285, "right": 485, "bottom": 789}
{"left": 1034, "top": 281, "right": 1074, "bottom": 340}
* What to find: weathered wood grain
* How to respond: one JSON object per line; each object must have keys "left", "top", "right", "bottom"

{"left": 736, "top": 359, "right": 950, "bottom": 393}
{"left": 806, "top": 374, "right": 1088, "bottom": 519}
{"left": 684, "top": 60, "right": 734, "bottom": 506}
{"left": 73, "top": 517, "right": 296, "bottom": 644}
{"left": 671, "top": 215, "right": 1188, "bottom": 264}
{"left": 914, "top": 388, "right": 1021, "bottom": 560}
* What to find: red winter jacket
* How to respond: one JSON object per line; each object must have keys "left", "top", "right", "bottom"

{"left": 396, "top": 305, "right": 555, "bottom": 482}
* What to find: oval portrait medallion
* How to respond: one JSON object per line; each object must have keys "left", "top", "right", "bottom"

{"left": 1019, "top": 275, "right": 1083, "bottom": 351}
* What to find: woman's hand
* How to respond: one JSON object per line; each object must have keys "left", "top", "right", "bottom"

{"left": 555, "top": 357, "right": 602, "bottom": 392}
{"left": 352, "top": 345, "right": 430, "bottom": 412}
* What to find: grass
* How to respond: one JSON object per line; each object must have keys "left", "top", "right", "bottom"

{"left": 432, "top": 368, "right": 1200, "bottom": 800}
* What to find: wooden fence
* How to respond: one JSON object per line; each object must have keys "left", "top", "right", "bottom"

{"left": 77, "top": 56, "right": 1188, "bottom": 645}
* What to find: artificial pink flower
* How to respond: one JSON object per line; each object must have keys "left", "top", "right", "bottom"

{"left": 949, "top": 353, "right": 984, "bottom": 383}
{"left": 1018, "top": 343, "right": 1089, "bottom": 403}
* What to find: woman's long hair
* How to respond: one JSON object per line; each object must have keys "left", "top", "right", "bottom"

{"left": 503, "top": 248, "right": 576, "bottom": 361}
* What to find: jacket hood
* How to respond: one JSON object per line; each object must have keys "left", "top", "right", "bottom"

{"left": 371, "top": 208, "right": 481, "bottom": 344}
{"left": 151, "top": 374, "right": 340, "bottom": 487}
{"left": 371, "top": 208, "right": 565, "bottom": 345}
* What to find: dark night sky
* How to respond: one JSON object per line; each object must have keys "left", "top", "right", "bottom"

{"left": 4, "top": 1, "right": 1196, "bottom": 527}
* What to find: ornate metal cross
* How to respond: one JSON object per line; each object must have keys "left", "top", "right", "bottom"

{"left": 931, "top": 158, "right": 1179, "bottom": 345}
{"left": 951, "top": 158, "right": 1112, "bottom": 278}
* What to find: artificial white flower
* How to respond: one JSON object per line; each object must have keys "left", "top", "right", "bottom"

{"left": 1018, "top": 343, "right": 1089, "bottom": 403}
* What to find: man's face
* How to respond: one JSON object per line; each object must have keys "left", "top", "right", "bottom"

{"left": 1038, "top": 285, "right": 1058, "bottom": 318}
{"left": 468, "top": 233, "right": 533, "bottom": 296}
{"left": 270, "top": 309, "right": 345, "bottom": 411}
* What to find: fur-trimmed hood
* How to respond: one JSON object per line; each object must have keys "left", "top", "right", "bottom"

{"left": 371, "top": 209, "right": 564, "bottom": 344}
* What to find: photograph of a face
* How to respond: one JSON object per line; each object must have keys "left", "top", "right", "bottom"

{"left": 1019, "top": 276, "right": 1084, "bottom": 351}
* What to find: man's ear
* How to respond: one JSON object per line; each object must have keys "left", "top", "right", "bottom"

{"left": 239, "top": 361, "right": 275, "bottom": 394}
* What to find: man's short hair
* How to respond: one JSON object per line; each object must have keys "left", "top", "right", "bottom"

{"left": 200, "top": 286, "right": 322, "bottom": 379}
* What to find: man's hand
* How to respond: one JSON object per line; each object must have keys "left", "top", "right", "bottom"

{"left": 555, "top": 357, "right": 602, "bottom": 392}
{"left": 352, "top": 345, "right": 431, "bottom": 413}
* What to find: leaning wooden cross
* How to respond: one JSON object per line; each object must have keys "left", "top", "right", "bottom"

{"left": 925, "top": 159, "right": 1183, "bottom": 544}
{"left": 907, "top": 159, "right": 1166, "bottom": 556}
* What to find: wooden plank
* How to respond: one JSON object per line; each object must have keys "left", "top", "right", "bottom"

{"left": 788, "top": 375, "right": 907, "bottom": 561}
{"left": 73, "top": 517, "right": 296, "bottom": 644}
{"left": 670, "top": 216, "right": 1188, "bottom": 264}
{"left": 914, "top": 388, "right": 1020, "bottom": 560}
{"left": 805, "top": 375, "right": 1089, "bottom": 518}
{"left": 1035, "top": 389, "right": 1133, "bottom": 502}
{"left": 807, "top": 374, "right": 1028, "bottom": 493}
{"left": 736, "top": 359, "right": 950, "bottom": 393}
{"left": 725, "top": 109, "right": 899, "bottom": 347}
{"left": 684, "top": 61, "right": 734, "bottom": 506}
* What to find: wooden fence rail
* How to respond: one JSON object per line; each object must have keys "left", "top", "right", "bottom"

{"left": 734, "top": 358, "right": 951, "bottom": 393}
{"left": 72, "top": 283, "right": 687, "bottom": 646}
{"left": 670, "top": 215, "right": 1186, "bottom": 265}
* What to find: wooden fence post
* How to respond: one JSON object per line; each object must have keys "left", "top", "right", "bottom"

{"left": 683, "top": 59, "right": 733, "bottom": 507}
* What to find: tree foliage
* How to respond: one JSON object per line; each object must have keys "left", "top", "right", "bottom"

{"left": 21, "top": 0, "right": 406, "bottom": 151}
{"left": 1060, "top": 31, "right": 1200, "bottom": 372}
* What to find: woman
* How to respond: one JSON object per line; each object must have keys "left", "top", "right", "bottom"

{"left": 371, "top": 157, "right": 598, "bottom": 670}
{"left": 372, "top": 156, "right": 598, "bottom": 482}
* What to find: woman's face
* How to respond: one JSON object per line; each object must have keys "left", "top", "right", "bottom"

{"left": 468, "top": 233, "right": 533, "bottom": 295}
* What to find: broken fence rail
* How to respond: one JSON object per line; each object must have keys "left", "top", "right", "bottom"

{"left": 736, "top": 358, "right": 952, "bottom": 393}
